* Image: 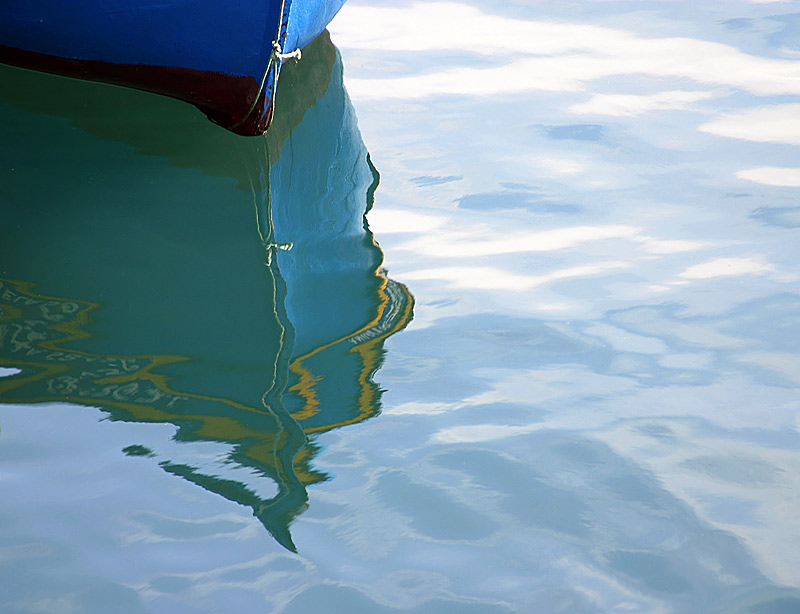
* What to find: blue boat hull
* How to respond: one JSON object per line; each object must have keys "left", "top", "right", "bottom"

{"left": 0, "top": 0, "right": 346, "bottom": 135}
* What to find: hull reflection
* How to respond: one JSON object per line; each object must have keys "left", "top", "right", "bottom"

{"left": 0, "top": 31, "right": 413, "bottom": 551}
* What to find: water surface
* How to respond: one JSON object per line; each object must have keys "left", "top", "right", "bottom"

{"left": 2, "top": 2, "right": 800, "bottom": 613}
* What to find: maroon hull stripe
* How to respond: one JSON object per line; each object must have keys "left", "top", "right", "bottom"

{"left": 0, "top": 44, "right": 271, "bottom": 136}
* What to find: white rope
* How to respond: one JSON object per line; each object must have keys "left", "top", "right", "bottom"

{"left": 271, "top": 41, "right": 302, "bottom": 63}
{"left": 228, "top": 0, "right": 295, "bottom": 131}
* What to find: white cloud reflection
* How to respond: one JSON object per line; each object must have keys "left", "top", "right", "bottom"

{"left": 432, "top": 423, "right": 543, "bottom": 444}
{"left": 386, "top": 401, "right": 459, "bottom": 416}
{"left": 397, "top": 224, "right": 641, "bottom": 259}
{"left": 569, "top": 91, "right": 717, "bottom": 117}
{"left": 635, "top": 237, "right": 714, "bottom": 255}
{"left": 679, "top": 257, "right": 773, "bottom": 280}
{"left": 403, "top": 261, "right": 631, "bottom": 291}
{"left": 331, "top": 3, "right": 800, "bottom": 100}
{"left": 529, "top": 155, "right": 586, "bottom": 175}
{"left": 699, "top": 104, "right": 800, "bottom": 145}
{"left": 737, "top": 166, "right": 800, "bottom": 187}
{"left": 366, "top": 208, "right": 448, "bottom": 234}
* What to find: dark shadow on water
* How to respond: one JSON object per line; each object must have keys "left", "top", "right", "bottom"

{"left": 0, "top": 31, "right": 413, "bottom": 552}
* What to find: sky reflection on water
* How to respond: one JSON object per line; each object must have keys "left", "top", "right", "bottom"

{"left": 1, "top": 1, "right": 800, "bottom": 613}
{"left": 327, "top": 1, "right": 800, "bottom": 611}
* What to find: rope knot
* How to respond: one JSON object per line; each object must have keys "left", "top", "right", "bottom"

{"left": 271, "top": 41, "right": 302, "bottom": 63}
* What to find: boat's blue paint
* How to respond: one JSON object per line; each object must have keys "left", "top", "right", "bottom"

{"left": 0, "top": 0, "right": 348, "bottom": 134}
{"left": 0, "top": 0, "right": 281, "bottom": 77}
{"left": 286, "top": 0, "right": 348, "bottom": 53}
{"left": 0, "top": 0, "right": 345, "bottom": 74}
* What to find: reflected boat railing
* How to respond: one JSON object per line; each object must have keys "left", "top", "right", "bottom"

{"left": 0, "top": 31, "right": 413, "bottom": 551}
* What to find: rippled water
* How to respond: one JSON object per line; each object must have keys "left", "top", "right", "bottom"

{"left": 2, "top": 2, "right": 800, "bottom": 613}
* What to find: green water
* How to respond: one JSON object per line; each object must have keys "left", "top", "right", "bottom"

{"left": 3, "top": 3, "right": 800, "bottom": 613}
{"left": 1, "top": 30, "right": 411, "bottom": 570}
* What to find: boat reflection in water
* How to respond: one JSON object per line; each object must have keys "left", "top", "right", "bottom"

{"left": 0, "top": 31, "right": 413, "bottom": 552}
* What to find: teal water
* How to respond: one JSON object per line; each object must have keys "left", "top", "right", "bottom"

{"left": 2, "top": 3, "right": 800, "bottom": 613}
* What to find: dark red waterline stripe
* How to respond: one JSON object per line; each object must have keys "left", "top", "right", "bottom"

{"left": 0, "top": 44, "right": 271, "bottom": 136}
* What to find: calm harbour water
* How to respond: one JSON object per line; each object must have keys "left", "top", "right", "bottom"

{"left": 2, "top": 2, "right": 800, "bottom": 613}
